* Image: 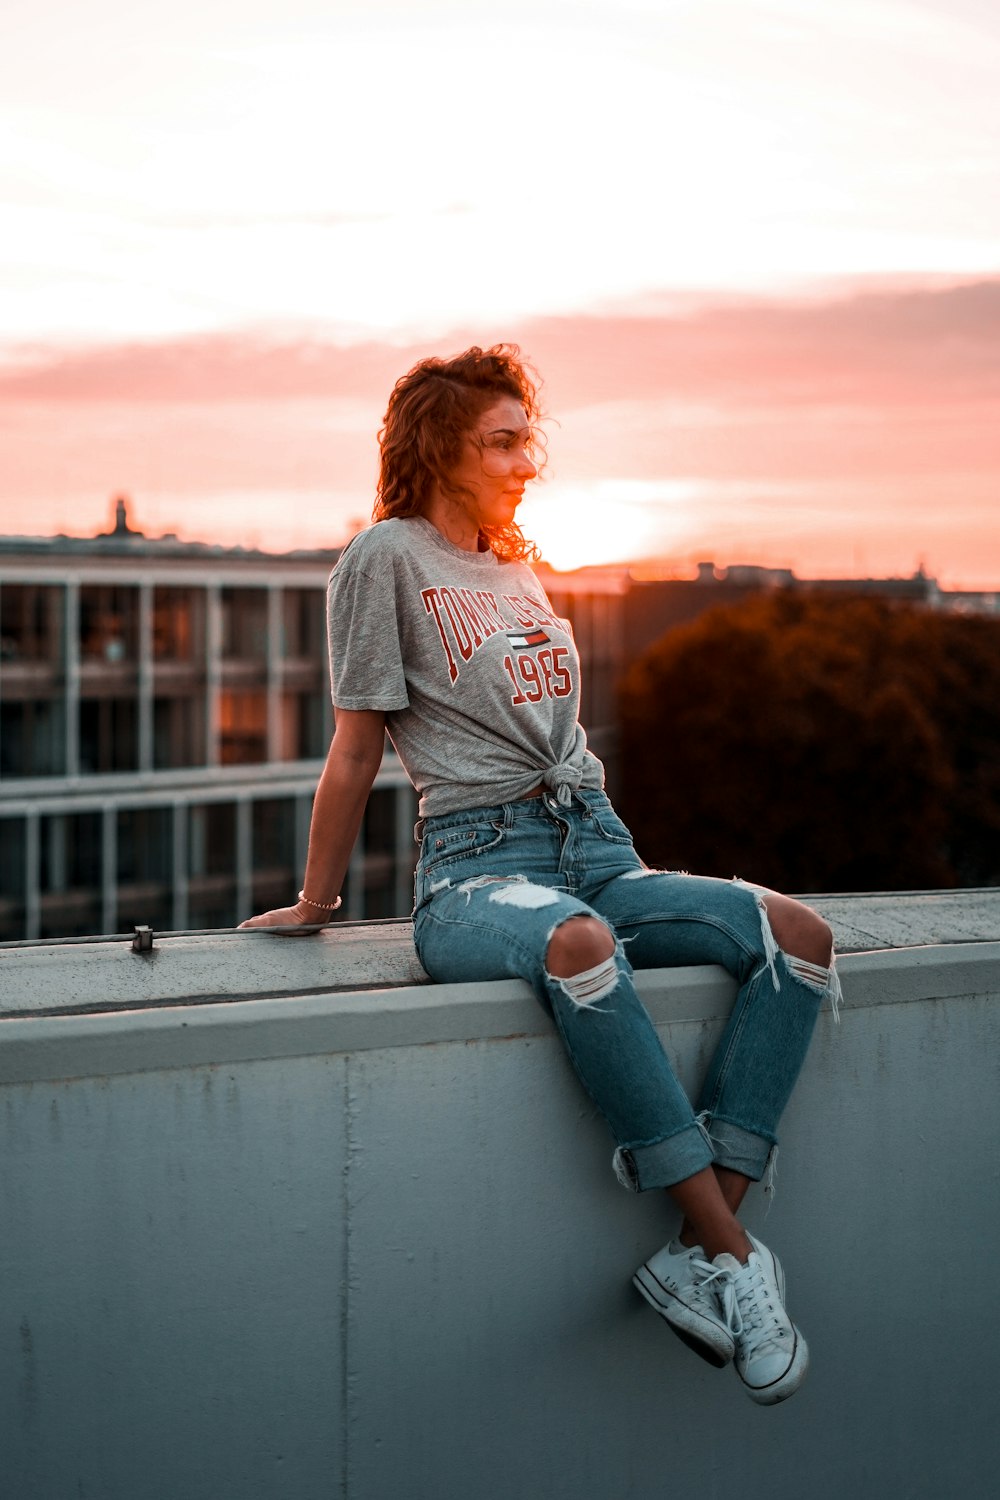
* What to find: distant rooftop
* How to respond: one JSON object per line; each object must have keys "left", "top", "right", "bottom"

{"left": 3, "top": 503, "right": 997, "bottom": 612}
{"left": 0, "top": 494, "right": 343, "bottom": 564}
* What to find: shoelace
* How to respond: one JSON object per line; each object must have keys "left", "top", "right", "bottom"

{"left": 687, "top": 1258, "right": 732, "bottom": 1312}
{"left": 720, "top": 1258, "right": 790, "bottom": 1359}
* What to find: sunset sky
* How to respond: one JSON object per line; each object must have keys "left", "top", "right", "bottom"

{"left": 1, "top": 0, "right": 998, "bottom": 581}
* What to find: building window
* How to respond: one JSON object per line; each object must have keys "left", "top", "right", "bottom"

{"left": 251, "top": 797, "right": 296, "bottom": 913}
{"left": 153, "top": 587, "right": 203, "bottom": 661}
{"left": 80, "top": 585, "right": 138, "bottom": 664}
{"left": 0, "top": 584, "right": 65, "bottom": 777}
{"left": 219, "top": 689, "right": 267, "bottom": 764}
{"left": 154, "top": 695, "right": 205, "bottom": 769}
{"left": 189, "top": 802, "right": 235, "bottom": 876}
{"left": 280, "top": 689, "right": 325, "bottom": 761}
{"left": 361, "top": 786, "right": 407, "bottom": 919}
{"left": 117, "top": 807, "right": 172, "bottom": 932}
{"left": 188, "top": 802, "right": 237, "bottom": 928}
{"left": 0, "top": 699, "right": 66, "bottom": 778}
{"left": 282, "top": 588, "right": 326, "bottom": 660}
{"left": 38, "top": 811, "right": 102, "bottom": 938}
{"left": 0, "top": 583, "right": 64, "bottom": 664}
{"left": 0, "top": 816, "right": 26, "bottom": 941}
{"left": 79, "top": 697, "right": 139, "bottom": 773}
{"left": 221, "top": 587, "right": 267, "bottom": 661}
{"left": 252, "top": 797, "right": 296, "bottom": 868}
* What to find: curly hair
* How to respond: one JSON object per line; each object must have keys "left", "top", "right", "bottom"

{"left": 373, "top": 343, "right": 544, "bottom": 564}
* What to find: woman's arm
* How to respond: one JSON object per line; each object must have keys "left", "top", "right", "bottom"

{"left": 238, "top": 707, "right": 387, "bottom": 931}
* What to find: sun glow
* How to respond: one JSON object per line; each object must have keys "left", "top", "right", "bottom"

{"left": 518, "top": 480, "right": 700, "bottom": 572}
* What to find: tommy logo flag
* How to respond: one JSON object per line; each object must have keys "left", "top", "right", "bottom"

{"left": 505, "top": 628, "right": 551, "bottom": 650}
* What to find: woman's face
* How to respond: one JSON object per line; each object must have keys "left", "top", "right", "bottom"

{"left": 448, "top": 396, "right": 539, "bottom": 531}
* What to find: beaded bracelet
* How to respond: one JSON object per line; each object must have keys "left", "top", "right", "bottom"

{"left": 298, "top": 889, "right": 343, "bottom": 912}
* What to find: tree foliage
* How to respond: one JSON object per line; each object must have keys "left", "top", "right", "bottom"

{"left": 617, "top": 591, "right": 1000, "bottom": 893}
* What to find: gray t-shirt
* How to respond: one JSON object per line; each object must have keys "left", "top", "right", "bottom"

{"left": 327, "top": 517, "right": 605, "bottom": 816}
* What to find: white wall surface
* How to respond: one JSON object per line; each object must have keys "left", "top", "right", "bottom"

{"left": 2, "top": 934, "right": 999, "bottom": 1500}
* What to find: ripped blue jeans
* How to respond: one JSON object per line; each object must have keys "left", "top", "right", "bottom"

{"left": 412, "top": 789, "right": 839, "bottom": 1193}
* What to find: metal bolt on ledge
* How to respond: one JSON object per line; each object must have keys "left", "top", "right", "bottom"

{"left": 131, "top": 925, "right": 155, "bottom": 954}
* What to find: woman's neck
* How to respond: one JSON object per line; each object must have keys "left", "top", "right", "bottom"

{"left": 423, "top": 493, "right": 481, "bottom": 552}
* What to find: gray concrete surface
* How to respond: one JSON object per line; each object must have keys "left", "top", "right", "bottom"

{"left": 2, "top": 884, "right": 999, "bottom": 1017}
{"left": 2, "top": 902, "right": 999, "bottom": 1500}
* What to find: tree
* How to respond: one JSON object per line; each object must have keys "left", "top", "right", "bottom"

{"left": 618, "top": 591, "right": 1000, "bottom": 893}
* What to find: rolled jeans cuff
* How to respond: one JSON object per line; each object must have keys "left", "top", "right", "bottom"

{"left": 702, "top": 1116, "right": 774, "bottom": 1181}
{"left": 612, "top": 1119, "right": 715, "bottom": 1193}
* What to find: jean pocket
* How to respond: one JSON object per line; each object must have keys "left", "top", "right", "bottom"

{"left": 420, "top": 820, "right": 506, "bottom": 877}
{"left": 588, "top": 805, "right": 636, "bottom": 847}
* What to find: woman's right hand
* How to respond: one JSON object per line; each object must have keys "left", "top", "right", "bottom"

{"left": 238, "top": 902, "right": 329, "bottom": 935}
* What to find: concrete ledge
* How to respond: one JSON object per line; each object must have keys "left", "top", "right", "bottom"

{"left": 1, "top": 941, "right": 997, "bottom": 1085}
{"left": 2, "top": 886, "right": 999, "bottom": 1018}
{"left": 0, "top": 921, "right": 428, "bottom": 1016}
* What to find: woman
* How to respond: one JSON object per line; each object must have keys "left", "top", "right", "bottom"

{"left": 241, "top": 344, "right": 839, "bottom": 1406}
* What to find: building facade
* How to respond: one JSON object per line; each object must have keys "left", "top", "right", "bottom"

{"left": 0, "top": 503, "right": 625, "bottom": 941}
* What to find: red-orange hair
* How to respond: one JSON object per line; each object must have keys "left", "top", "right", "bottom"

{"left": 373, "top": 343, "right": 543, "bottom": 564}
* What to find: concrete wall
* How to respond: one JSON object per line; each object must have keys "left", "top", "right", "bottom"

{"left": 2, "top": 932, "right": 999, "bottom": 1500}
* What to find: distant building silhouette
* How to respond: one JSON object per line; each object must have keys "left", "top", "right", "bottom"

{"left": 100, "top": 494, "right": 138, "bottom": 538}
{"left": 620, "top": 558, "right": 997, "bottom": 662}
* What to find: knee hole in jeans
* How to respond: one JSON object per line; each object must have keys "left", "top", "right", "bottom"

{"left": 544, "top": 914, "right": 616, "bottom": 979}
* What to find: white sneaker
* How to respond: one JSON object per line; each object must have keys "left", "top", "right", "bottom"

{"left": 714, "top": 1233, "right": 809, "bottom": 1405}
{"left": 633, "top": 1240, "right": 735, "bottom": 1367}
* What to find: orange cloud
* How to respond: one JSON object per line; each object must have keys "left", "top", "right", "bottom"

{"left": 2, "top": 278, "right": 997, "bottom": 409}
{"left": 1, "top": 279, "right": 997, "bottom": 584}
